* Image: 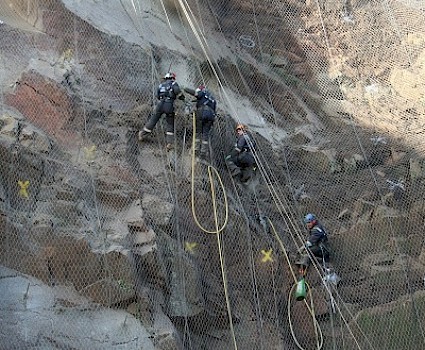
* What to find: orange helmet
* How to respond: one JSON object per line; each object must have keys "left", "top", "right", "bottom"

{"left": 236, "top": 123, "right": 246, "bottom": 132}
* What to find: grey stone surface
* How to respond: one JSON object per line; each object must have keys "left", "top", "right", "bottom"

{"left": 0, "top": 265, "right": 155, "bottom": 350}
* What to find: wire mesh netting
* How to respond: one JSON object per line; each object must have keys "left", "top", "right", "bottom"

{"left": 1, "top": 0, "right": 425, "bottom": 349}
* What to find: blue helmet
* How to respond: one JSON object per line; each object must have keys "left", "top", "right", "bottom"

{"left": 304, "top": 213, "right": 317, "bottom": 224}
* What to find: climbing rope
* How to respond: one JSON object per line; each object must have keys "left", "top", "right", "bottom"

{"left": 160, "top": 0, "right": 173, "bottom": 31}
{"left": 188, "top": 111, "right": 237, "bottom": 349}
{"left": 131, "top": 1, "right": 412, "bottom": 349}
{"left": 122, "top": 3, "right": 197, "bottom": 347}
{"left": 215, "top": 223, "right": 238, "bottom": 350}
{"left": 267, "top": 218, "right": 324, "bottom": 350}
{"left": 221, "top": 131, "right": 268, "bottom": 344}
{"left": 225, "top": 2, "right": 383, "bottom": 347}
{"left": 173, "top": 2, "right": 363, "bottom": 349}
{"left": 174, "top": 5, "right": 323, "bottom": 349}
{"left": 190, "top": 112, "right": 229, "bottom": 234}
{"left": 127, "top": 2, "right": 236, "bottom": 347}
{"left": 310, "top": 0, "right": 425, "bottom": 345}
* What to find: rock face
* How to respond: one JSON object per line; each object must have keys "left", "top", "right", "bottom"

{"left": 1, "top": 0, "right": 425, "bottom": 349}
{"left": 0, "top": 265, "right": 155, "bottom": 350}
{"left": 5, "top": 71, "right": 79, "bottom": 146}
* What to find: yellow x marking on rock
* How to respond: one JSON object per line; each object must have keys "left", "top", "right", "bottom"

{"left": 185, "top": 242, "right": 197, "bottom": 253}
{"left": 62, "top": 48, "right": 73, "bottom": 62}
{"left": 260, "top": 249, "right": 273, "bottom": 263}
{"left": 17, "top": 180, "right": 30, "bottom": 199}
{"left": 83, "top": 145, "right": 96, "bottom": 160}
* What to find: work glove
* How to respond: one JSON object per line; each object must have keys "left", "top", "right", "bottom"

{"left": 178, "top": 94, "right": 186, "bottom": 101}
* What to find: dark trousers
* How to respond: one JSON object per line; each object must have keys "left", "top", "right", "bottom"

{"left": 145, "top": 100, "right": 175, "bottom": 144}
{"left": 227, "top": 151, "right": 255, "bottom": 182}
{"left": 299, "top": 244, "right": 330, "bottom": 267}
{"left": 234, "top": 151, "right": 255, "bottom": 169}
{"left": 195, "top": 107, "right": 214, "bottom": 142}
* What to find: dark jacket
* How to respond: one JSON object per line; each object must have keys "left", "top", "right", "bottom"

{"left": 195, "top": 89, "right": 216, "bottom": 112}
{"left": 184, "top": 87, "right": 216, "bottom": 120}
{"left": 235, "top": 132, "right": 255, "bottom": 153}
{"left": 157, "top": 80, "right": 183, "bottom": 101}
{"left": 307, "top": 223, "right": 328, "bottom": 247}
{"left": 230, "top": 132, "right": 255, "bottom": 168}
{"left": 305, "top": 222, "right": 330, "bottom": 260}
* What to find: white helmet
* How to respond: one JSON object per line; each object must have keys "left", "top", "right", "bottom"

{"left": 164, "top": 72, "right": 176, "bottom": 80}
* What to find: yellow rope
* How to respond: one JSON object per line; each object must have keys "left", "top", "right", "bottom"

{"left": 190, "top": 112, "right": 228, "bottom": 234}
{"left": 214, "top": 197, "right": 238, "bottom": 350}
{"left": 189, "top": 112, "right": 236, "bottom": 348}
{"left": 268, "top": 218, "right": 323, "bottom": 350}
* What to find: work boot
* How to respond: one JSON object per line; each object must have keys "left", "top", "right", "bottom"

{"left": 240, "top": 168, "right": 252, "bottom": 183}
{"left": 227, "top": 161, "right": 241, "bottom": 177}
{"left": 231, "top": 167, "right": 241, "bottom": 177}
{"left": 165, "top": 131, "right": 174, "bottom": 146}
{"left": 240, "top": 175, "right": 250, "bottom": 183}
{"left": 296, "top": 255, "right": 310, "bottom": 267}
{"left": 295, "top": 259, "right": 304, "bottom": 266}
{"left": 138, "top": 129, "right": 149, "bottom": 141}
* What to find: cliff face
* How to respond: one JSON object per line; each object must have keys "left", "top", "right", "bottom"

{"left": 1, "top": 1, "right": 425, "bottom": 349}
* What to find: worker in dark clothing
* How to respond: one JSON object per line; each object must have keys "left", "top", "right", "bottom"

{"left": 184, "top": 85, "right": 217, "bottom": 158}
{"left": 139, "top": 72, "right": 185, "bottom": 150}
{"left": 297, "top": 213, "right": 330, "bottom": 276}
{"left": 225, "top": 124, "right": 256, "bottom": 183}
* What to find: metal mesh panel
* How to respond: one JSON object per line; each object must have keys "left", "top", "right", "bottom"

{"left": 1, "top": 0, "right": 425, "bottom": 349}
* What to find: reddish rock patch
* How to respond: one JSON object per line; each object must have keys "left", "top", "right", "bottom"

{"left": 5, "top": 70, "right": 79, "bottom": 147}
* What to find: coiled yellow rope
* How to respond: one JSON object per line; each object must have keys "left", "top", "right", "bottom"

{"left": 190, "top": 113, "right": 228, "bottom": 234}
{"left": 268, "top": 218, "right": 323, "bottom": 350}
{"left": 189, "top": 112, "right": 237, "bottom": 349}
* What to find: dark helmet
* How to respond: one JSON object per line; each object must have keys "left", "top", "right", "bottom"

{"left": 304, "top": 213, "right": 317, "bottom": 224}
{"left": 164, "top": 72, "right": 176, "bottom": 80}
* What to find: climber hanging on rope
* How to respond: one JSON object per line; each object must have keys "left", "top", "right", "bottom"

{"left": 296, "top": 213, "right": 330, "bottom": 277}
{"left": 184, "top": 85, "right": 217, "bottom": 158}
{"left": 225, "top": 123, "right": 256, "bottom": 183}
{"left": 138, "top": 72, "right": 185, "bottom": 151}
